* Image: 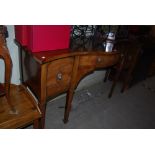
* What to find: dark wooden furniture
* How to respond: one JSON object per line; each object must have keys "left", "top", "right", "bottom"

{"left": 0, "top": 84, "right": 41, "bottom": 128}
{"left": 131, "top": 36, "right": 155, "bottom": 84}
{"left": 104, "top": 40, "right": 141, "bottom": 98}
{"left": 148, "top": 56, "right": 155, "bottom": 77}
{"left": 17, "top": 42, "right": 120, "bottom": 128}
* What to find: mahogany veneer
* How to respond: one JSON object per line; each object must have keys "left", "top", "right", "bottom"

{"left": 17, "top": 42, "right": 120, "bottom": 128}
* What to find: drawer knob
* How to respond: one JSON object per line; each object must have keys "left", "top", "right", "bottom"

{"left": 57, "top": 72, "right": 63, "bottom": 80}
{"left": 97, "top": 57, "right": 102, "bottom": 63}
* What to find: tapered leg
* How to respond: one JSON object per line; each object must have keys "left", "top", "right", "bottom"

{"left": 63, "top": 56, "right": 79, "bottom": 123}
{"left": 33, "top": 119, "right": 41, "bottom": 129}
{"left": 108, "top": 58, "right": 125, "bottom": 98}
{"left": 108, "top": 69, "right": 120, "bottom": 98}
{"left": 33, "top": 105, "right": 46, "bottom": 129}
{"left": 121, "top": 70, "right": 132, "bottom": 93}
{"left": 64, "top": 90, "right": 74, "bottom": 124}
{"left": 38, "top": 104, "right": 46, "bottom": 129}
{"left": 5, "top": 55, "right": 13, "bottom": 109}
{"left": 3, "top": 48, "right": 17, "bottom": 112}
{"left": 104, "top": 68, "right": 111, "bottom": 82}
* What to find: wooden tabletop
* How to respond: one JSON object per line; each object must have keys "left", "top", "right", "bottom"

{"left": 22, "top": 46, "right": 119, "bottom": 64}
{"left": 15, "top": 39, "right": 120, "bottom": 64}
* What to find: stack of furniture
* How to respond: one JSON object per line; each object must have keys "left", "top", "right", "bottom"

{"left": 104, "top": 39, "right": 141, "bottom": 98}
{"left": 104, "top": 26, "right": 155, "bottom": 97}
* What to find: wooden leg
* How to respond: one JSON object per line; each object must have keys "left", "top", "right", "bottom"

{"left": 33, "top": 119, "right": 41, "bottom": 129}
{"left": 121, "top": 72, "right": 132, "bottom": 93}
{"left": 63, "top": 56, "right": 79, "bottom": 124}
{"left": 4, "top": 49, "right": 17, "bottom": 112}
{"left": 104, "top": 68, "right": 111, "bottom": 82}
{"left": 38, "top": 104, "right": 46, "bottom": 129}
{"left": 121, "top": 60, "right": 136, "bottom": 93}
{"left": 64, "top": 90, "right": 74, "bottom": 124}
{"left": 108, "top": 61, "right": 124, "bottom": 98}
{"left": 121, "top": 84, "right": 129, "bottom": 93}
{"left": 108, "top": 71, "right": 120, "bottom": 98}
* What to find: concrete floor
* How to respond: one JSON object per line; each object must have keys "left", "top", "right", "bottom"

{"left": 27, "top": 76, "right": 155, "bottom": 129}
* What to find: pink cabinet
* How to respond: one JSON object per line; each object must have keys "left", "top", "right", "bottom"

{"left": 15, "top": 25, "right": 71, "bottom": 52}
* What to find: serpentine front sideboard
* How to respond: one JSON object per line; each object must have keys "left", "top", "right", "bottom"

{"left": 17, "top": 42, "right": 120, "bottom": 128}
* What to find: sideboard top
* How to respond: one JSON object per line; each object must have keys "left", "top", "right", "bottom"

{"left": 26, "top": 48, "right": 120, "bottom": 64}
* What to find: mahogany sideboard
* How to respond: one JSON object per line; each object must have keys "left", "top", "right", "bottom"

{"left": 17, "top": 42, "right": 120, "bottom": 128}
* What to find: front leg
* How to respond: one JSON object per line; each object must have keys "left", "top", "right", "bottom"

{"left": 63, "top": 56, "right": 80, "bottom": 123}
{"left": 38, "top": 104, "right": 47, "bottom": 128}
{"left": 64, "top": 89, "right": 74, "bottom": 124}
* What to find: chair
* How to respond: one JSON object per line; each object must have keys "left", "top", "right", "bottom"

{"left": 0, "top": 26, "right": 13, "bottom": 111}
{"left": 0, "top": 26, "right": 41, "bottom": 128}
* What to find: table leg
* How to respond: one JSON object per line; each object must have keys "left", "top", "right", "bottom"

{"left": 64, "top": 90, "right": 74, "bottom": 124}
{"left": 38, "top": 104, "right": 46, "bottom": 128}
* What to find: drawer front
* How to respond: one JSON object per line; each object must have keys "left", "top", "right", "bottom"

{"left": 96, "top": 55, "right": 119, "bottom": 68}
{"left": 79, "top": 55, "right": 97, "bottom": 67}
{"left": 46, "top": 57, "right": 74, "bottom": 97}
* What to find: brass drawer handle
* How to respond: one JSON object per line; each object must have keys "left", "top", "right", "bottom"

{"left": 97, "top": 57, "right": 102, "bottom": 63}
{"left": 56, "top": 72, "right": 63, "bottom": 80}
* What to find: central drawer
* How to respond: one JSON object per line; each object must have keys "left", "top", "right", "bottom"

{"left": 79, "top": 55, "right": 97, "bottom": 67}
{"left": 46, "top": 57, "right": 74, "bottom": 98}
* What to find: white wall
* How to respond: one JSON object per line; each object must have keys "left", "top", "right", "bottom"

{"left": 0, "top": 25, "right": 105, "bottom": 90}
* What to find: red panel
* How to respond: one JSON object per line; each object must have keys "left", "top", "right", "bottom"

{"left": 27, "top": 25, "right": 71, "bottom": 52}
{"left": 15, "top": 25, "right": 71, "bottom": 52}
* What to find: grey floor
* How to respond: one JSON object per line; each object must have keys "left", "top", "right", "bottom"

{"left": 27, "top": 76, "right": 155, "bottom": 129}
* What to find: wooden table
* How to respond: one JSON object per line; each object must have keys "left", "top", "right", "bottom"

{"left": 17, "top": 43, "right": 120, "bottom": 128}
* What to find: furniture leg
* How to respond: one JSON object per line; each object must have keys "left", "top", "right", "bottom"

{"left": 121, "top": 67, "right": 133, "bottom": 93}
{"left": 39, "top": 104, "right": 46, "bottom": 128}
{"left": 4, "top": 50, "right": 16, "bottom": 112}
{"left": 63, "top": 56, "right": 79, "bottom": 123}
{"left": 121, "top": 49, "right": 140, "bottom": 93}
{"left": 108, "top": 58, "right": 125, "bottom": 98}
{"left": 33, "top": 119, "right": 41, "bottom": 129}
{"left": 103, "top": 68, "right": 111, "bottom": 82}
{"left": 108, "top": 69, "right": 120, "bottom": 98}
{"left": 64, "top": 90, "right": 74, "bottom": 124}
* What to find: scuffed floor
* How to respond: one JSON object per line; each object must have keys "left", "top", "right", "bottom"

{"left": 27, "top": 76, "right": 155, "bottom": 129}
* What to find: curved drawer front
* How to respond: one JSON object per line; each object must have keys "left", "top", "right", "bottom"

{"left": 79, "top": 55, "right": 97, "bottom": 67}
{"left": 96, "top": 54, "right": 120, "bottom": 68}
{"left": 46, "top": 57, "right": 74, "bottom": 97}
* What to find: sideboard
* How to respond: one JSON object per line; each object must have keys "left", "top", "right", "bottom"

{"left": 16, "top": 42, "right": 120, "bottom": 128}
